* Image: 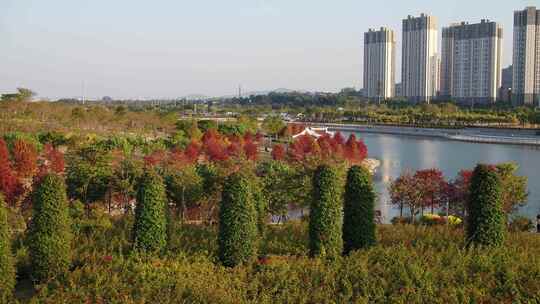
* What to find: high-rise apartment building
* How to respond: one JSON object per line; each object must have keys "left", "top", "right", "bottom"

{"left": 363, "top": 27, "right": 396, "bottom": 101}
{"left": 512, "top": 7, "right": 540, "bottom": 106}
{"left": 402, "top": 14, "right": 438, "bottom": 103}
{"left": 440, "top": 20, "right": 503, "bottom": 104}
{"left": 500, "top": 65, "right": 513, "bottom": 102}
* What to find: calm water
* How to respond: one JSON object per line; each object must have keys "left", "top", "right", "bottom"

{"left": 340, "top": 131, "right": 540, "bottom": 223}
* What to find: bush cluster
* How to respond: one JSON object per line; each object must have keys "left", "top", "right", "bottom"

{"left": 309, "top": 165, "right": 343, "bottom": 258}
{"left": 218, "top": 172, "right": 259, "bottom": 267}
{"left": 0, "top": 195, "right": 16, "bottom": 301}
{"left": 466, "top": 164, "right": 505, "bottom": 246}
{"left": 343, "top": 165, "right": 376, "bottom": 254}
{"left": 27, "top": 174, "right": 73, "bottom": 283}
{"left": 133, "top": 169, "right": 168, "bottom": 253}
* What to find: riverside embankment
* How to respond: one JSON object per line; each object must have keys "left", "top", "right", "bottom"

{"left": 308, "top": 123, "right": 540, "bottom": 146}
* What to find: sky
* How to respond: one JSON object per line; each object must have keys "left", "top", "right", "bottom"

{"left": 0, "top": 0, "right": 536, "bottom": 99}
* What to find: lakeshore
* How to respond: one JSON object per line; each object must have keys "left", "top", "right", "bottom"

{"left": 308, "top": 123, "right": 540, "bottom": 147}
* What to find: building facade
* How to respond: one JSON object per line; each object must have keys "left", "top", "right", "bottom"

{"left": 402, "top": 14, "right": 438, "bottom": 103}
{"left": 440, "top": 20, "right": 503, "bottom": 105}
{"left": 500, "top": 65, "right": 513, "bottom": 102}
{"left": 512, "top": 7, "right": 540, "bottom": 106}
{"left": 363, "top": 27, "right": 396, "bottom": 101}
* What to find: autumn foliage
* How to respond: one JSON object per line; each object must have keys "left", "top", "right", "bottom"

{"left": 0, "top": 139, "right": 20, "bottom": 205}
{"left": 287, "top": 132, "right": 367, "bottom": 164}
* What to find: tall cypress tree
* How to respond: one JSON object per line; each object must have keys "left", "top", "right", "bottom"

{"left": 467, "top": 164, "right": 505, "bottom": 246}
{"left": 343, "top": 165, "right": 376, "bottom": 254}
{"left": 309, "top": 165, "right": 343, "bottom": 258}
{"left": 0, "top": 195, "right": 16, "bottom": 301}
{"left": 218, "top": 172, "right": 258, "bottom": 267}
{"left": 133, "top": 169, "right": 168, "bottom": 253}
{"left": 28, "top": 174, "right": 73, "bottom": 283}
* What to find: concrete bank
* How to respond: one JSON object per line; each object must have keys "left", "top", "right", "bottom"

{"left": 308, "top": 123, "right": 540, "bottom": 146}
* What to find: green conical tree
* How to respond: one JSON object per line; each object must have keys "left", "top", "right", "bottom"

{"left": 28, "top": 174, "right": 73, "bottom": 283}
{"left": 133, "top": 169, "right": 168, "bottom": 253}
{"left": 466, "top": 164, "right": 505, "bottom": 246}
{"left": 0, "top": 195, "right": 16, "bottom": 301}
{"left": 343, "top": 165, "right": 376, "bottom": 254}
{"left": 218, "top": 172, "right": 258, "bottom": 267}
{"left": 309, "top": 165, "right": 343, "bottom": 258}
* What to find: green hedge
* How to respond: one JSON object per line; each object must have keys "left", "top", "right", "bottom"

{"left": 466, "top": 164, "right": 505, "bottom": 246}
{"left": 218, "top": 172, "right": 258, "bottom": 267}
{"left": 309, "top": 165, "right": 343, "bottom": 258}
{"left": 133, "top": 169, "right": 168, "bottom": 253}
{"left": 0, "top": 195, "right": 15, "bottom": 301}
{"left": 343, "top": 165, "right": 376, "bottom": 254}
{"left": 27, "top": 174, "right": 73, "bottom": 283}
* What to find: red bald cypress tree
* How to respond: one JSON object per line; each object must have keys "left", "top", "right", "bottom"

{"left": 0, "top": 139, "right": 19, "bottom": 205}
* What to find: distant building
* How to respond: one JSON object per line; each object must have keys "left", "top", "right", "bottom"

{"left": 402, "top": 14, "right": 439, "bottom": 103}
{"left": 512, "top": 7, "right": 540, "bottom": 106}
{"left": 363, "top": 27, "right": 396, "bottom": 101}
{"left": 395, "top": 83, "right": 403, "bottom": 98}
{"left": 500, "top": 65, "right": 513, "bottom": 102}
{"left": 440, "top": 20, "right": 503, "bottom": 105}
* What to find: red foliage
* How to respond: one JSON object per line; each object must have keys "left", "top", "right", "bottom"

{"left": 255, "top": 132, "right": 264, "bottom": 142}
{"left": 271, "top": 144, "right": 286, "bottom": 161}
{"left": 289, "top": 135, "right": 315, "bottom": 161}
{"left": 143, "top": 150, "right": 168, "bottom": 167}
{"left": 344, "top": 134, "right": 368, "bottom": 163}
{"left": 0, "top": 139, "right": 20, "bottom": 204}
{"left": 205, "top": 137, "right": 229, "bottom": 161}
{"left": 43, "top": 144, "right": 65, "bottom": 174}
{"left": 244, "top": 140, "right": 258, "bottom": 161}
{"left": 184, "top": 140, "right": 201, "bottom": 163}
{"left": 333, "top": 132, "right": 345, "bottom": 145}
{"left": 413, "top": 168, "right": 449, "bottom": 213}
{"left": 12, "top": 139, "right": 38, "bottom": 178}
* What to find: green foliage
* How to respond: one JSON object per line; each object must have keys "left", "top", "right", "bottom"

{"left": 133, "top": 169, "right": 168, "bottom": 253}
{"left": 262, "top": 115, "right": 285, "bottom": 137}
{"left": 509, "top": 216, "right": 534, "bottom": 232}
{"left": 66, "top": 146, "right": 113, "bottom": 212}
{"left": 309, "top": 165, "right": 343, "bottom": 258}
{"left": 343, "top": 165, "right": 376, "bottom": 254}
{"left": 10, "top": 222, "right": 540, "bottom": 303}
{"left": 164, "top": 165, "right": 203, "bottom": 218}
{"left": 0, "top": 195, "right": 16, "bottom": 301}
{"left": 1, "top": 87, "right": 36, "bottom": 102}
{"left": 218, "top": 172, "right": 258, "bottom": 267}
{"left": 27, "top": 174, "right": 73, "bottom": 283}
{"left": 257, "top": 161, "right": 299, "bottom": 218}
{"left": 495, "top": 162, "right": 528, "bottom": 213}
{"left": 467, "top": 164, "right": 505, "bottom": 247}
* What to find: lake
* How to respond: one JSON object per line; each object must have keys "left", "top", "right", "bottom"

{"left": 340, "top": 130, "right": 540, "bottom": 223}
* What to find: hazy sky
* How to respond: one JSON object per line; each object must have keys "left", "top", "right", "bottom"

{"left": 0, "top": 0, "right": 536, "bottom": 99}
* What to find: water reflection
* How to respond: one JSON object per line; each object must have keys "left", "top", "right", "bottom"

{"left": 343, "top": 131, "right": 540, "bottom": 222}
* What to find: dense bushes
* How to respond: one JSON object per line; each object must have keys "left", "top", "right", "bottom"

{"left": 218, "top": 172, "right": 258, "bottom": 267}
{"left": 309, "top": 165, "right": 343, "bottom": 258}
{"left": 343, "top": 165, "right": 376, "bottom": 254}
{"left": 0, "top": 195, "right": 16, "bottom": 301}
{"left": 6, "top": 222, "right": 540, "bottom": 303}
{"left": 133, "top": 169, "right": 168, "bottom": 253}
{"left": 466, "top": 164, "right": 505, "bottom": 246}
{"left": 27, "top": 174, "right": 73, "bottom": 283}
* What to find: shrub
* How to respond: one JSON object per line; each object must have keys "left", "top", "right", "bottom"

{"left": 309, "top": 165, "right": 343, "bottom": 258}
{"left": 466, "top": 164, "right": 505, "bottom": 247}
{"left": 391, "top": 216, "right": 412, "bottom": 225}
{"left": 133, "top": 169, "right": 168, "bottom": 253}
{"left": 0, "top": 195, "right": 16, "bottom": 301}
{"left": 27, "top": 174, "right": 73, "bottom": 283}
{"left": 218, "top": 172, "right": 258, "bottom": 267}
{"left": 343, "top": 165, "right": 376, "bottom": 254}
{"left": 509, "top": 216, "right": 534, "bottom": 232}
